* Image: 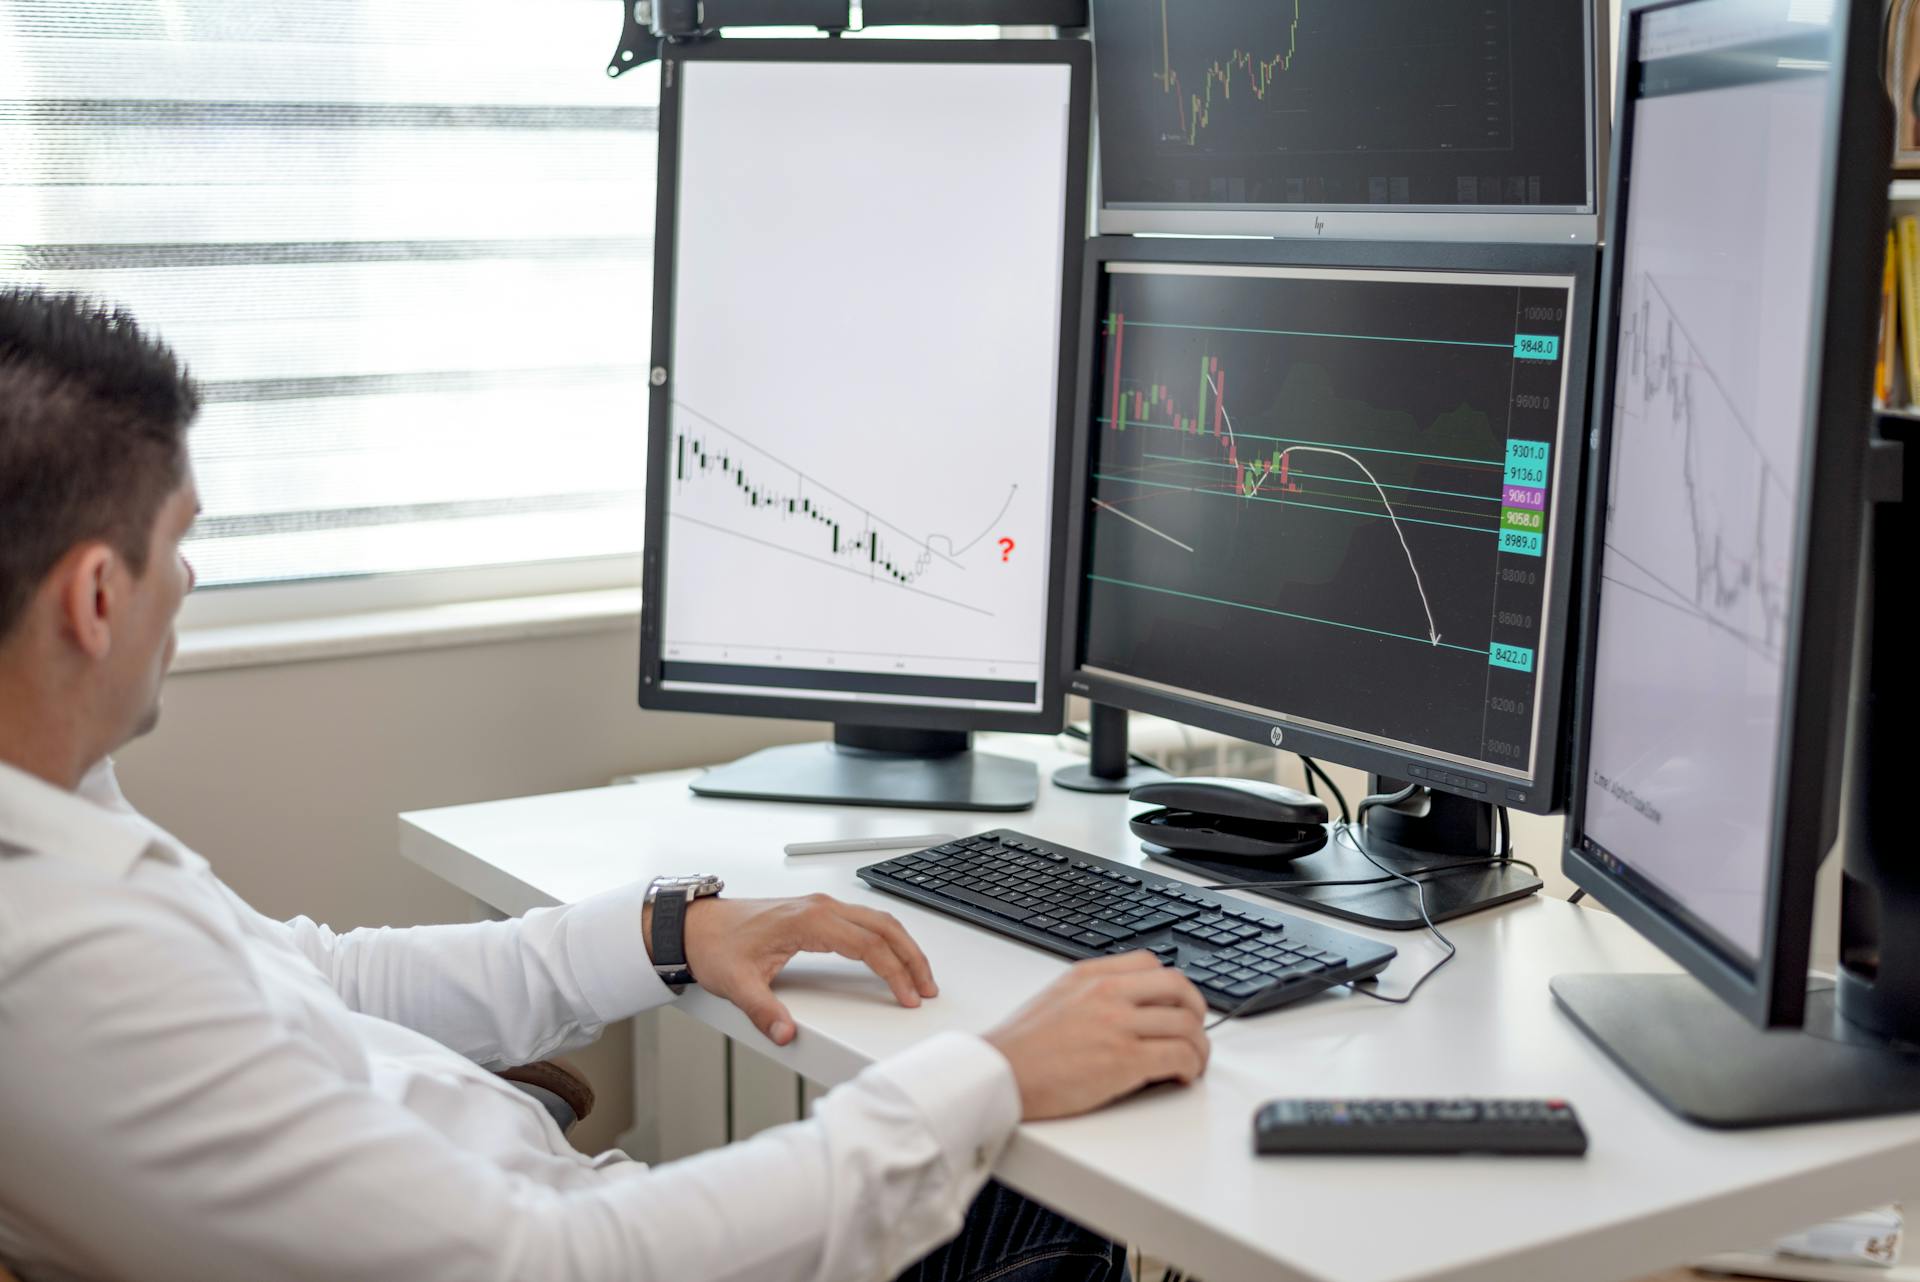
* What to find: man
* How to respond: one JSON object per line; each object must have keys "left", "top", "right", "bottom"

{"left": 0, "top": 288, "right": 1211, "bottom": 1282}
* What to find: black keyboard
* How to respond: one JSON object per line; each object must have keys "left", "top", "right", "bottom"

{"left": 858, "top": 829, "right": 1396, "bottom": 1015}
{"left": 1253, "top": 1098, "right": 1589, "bottom": 1156}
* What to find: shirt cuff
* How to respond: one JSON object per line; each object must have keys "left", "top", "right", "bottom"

{"left": 562, "top": 881, "right": 678, "bottom": 1023}
{"left": 866, "top": 1031, "right": 1022, "bottom": 1179}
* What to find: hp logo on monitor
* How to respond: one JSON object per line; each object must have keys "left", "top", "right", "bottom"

{"left": 1269, "top": 727, "right": 1285, "bottom": 747}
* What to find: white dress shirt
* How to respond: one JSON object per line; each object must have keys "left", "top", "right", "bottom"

{"left": 0, "top": 759, "right": 1021, "bottom": 1282}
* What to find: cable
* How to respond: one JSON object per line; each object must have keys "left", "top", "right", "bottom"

{"left": 1568, "top": 888, "right": 1587, "bottom": 905}
{"left": 1200, "top": 851, "right": 1540, "bottom": 897}
{"left": 1298, "top": 756, "right": 1350, "bottom": 825}
{"left": 1337, "top": 785, "right": 1458, "bottom": 1006}
{"left": 1198, "top": 787, "right": 1546, "bottom": 1026}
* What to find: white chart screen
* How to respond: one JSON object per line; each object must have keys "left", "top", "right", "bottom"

{"left": 658, "top": 56, "right": 1074, "bottom": 712}
{"left": 1581, "top": 0, "right": 1830, "bottom": 962}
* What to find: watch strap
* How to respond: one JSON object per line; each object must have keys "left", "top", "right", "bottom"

{"left": 650, "top": 885, "right": 695, "bottom": 988}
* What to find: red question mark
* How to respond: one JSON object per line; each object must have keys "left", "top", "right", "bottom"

{"left": 998, "top": 537, "right": 1015, "bottom": 562}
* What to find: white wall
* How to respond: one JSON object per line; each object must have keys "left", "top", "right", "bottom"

{"left": 111, "top": 619, "right": 821, "bottom": 1150}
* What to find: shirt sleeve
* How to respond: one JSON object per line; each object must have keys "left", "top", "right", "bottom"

{"left": 263, "top": 880, "right": 675, "bottom": 1068}
{"left": 0, "top": 882, "right": 1022, "bottom": 1282}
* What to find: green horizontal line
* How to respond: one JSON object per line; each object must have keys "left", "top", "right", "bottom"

{"left": 1140, "top": 452, "right": 1502, "bottom": 504}
{"left": 1098, "top": 418, "right": 1502, "bottom": 468}
{"left": 1120, "top": 319, "right": 1514, "bottom": 350}
{"left": 1093, "top": 473, "right": 1500, "bottom": 536}
{"left": 1088, "top": 574, "right": 1489, "bottom": 655}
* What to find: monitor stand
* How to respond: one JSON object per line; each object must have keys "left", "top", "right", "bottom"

{"left": 688, "top": 724, "right": 1038, "bottom": 811}
{"left": 1555, "top": 416, "right": 1920, "bottom": 1126}
{"left": 1052, "top": 703, "right": 1169, "bottom": 793}
{"left": 1142, "top": 781, "right": 1542, "bottom": 930}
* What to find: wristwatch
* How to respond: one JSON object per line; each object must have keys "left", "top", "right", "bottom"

{"left": 646, "top": 874, "right": 724, "bottom": 989}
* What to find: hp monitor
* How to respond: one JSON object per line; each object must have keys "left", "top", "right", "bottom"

{"left": 1554, "top": 0, "right": 1911, "bottom": 1126}
{"left": 1090, "top": 0, "right": 1608, "bottom": 242}
{"left": 1061, "top": 236, "right": 1597, "bottom": 925}
{"left": 640, "top": 39, "right": 1091, "bottom": 810}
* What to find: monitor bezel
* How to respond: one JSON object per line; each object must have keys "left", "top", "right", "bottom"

{"left": 1059, "top": 235, "right": 1600, "bottom": 816}
{"left": 1562, "top": 0, "right": 1886, "bottom": 1029}
{"left": 638, "top": 38, "right": 1092, "bottom": 732}
{"left": 1090, "top": 0, "right": 1609, "bottom": 244}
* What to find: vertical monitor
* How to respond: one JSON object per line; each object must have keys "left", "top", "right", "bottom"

{"left": 1567, "top": 0, "right": 1877, "bottom": 1022}
{"left": 1067, "top": 240, "right": 1595, "bottom": 812}
{"left": 641, "top": 41, "right": 1089, "bottom": 730}
{"left": 1091, "top": 0, "right": 1605, "bottom": 242}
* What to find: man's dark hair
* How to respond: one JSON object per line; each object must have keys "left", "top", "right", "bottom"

{"left": 0, "top": 288, "right": 199, "bottom": 643}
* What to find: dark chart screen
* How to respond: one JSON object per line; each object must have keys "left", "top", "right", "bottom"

{"left": 1081, "top": 263, "right": 1576, "bottom": 778}
{"left": 1094, "top": 0, "right": 1592, "bottom": 211}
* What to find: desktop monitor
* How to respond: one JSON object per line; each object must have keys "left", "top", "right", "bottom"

{"left": 1553, "top": 0, "right": 1906, "bottom": 1126}
{"left": 1089, "top": 0, "right": 1609, "bottom": 242}
{"left": 639, "top": 39, "right": 1091, "bottom": 811}
{"left": 1060, "top": 236, "right": 1597, "bottom": 925}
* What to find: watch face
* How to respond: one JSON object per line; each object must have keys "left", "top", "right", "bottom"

{"left": 653, "top": 875, "right": 724, "bottom": 899}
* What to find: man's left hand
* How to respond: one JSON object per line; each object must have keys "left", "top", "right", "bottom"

{"left": 660, "top": 895, "right": 940, "bottom": 1046}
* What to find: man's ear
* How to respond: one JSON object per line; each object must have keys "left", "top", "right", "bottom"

{"left": 54, "top": 543, "right": 119, "bottom": 661}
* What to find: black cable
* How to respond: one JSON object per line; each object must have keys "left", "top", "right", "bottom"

{"left": 1568, "top": 888, "right": 1587, "bottom": 905}
{"left": 1336, "top": 785, "right": 1458, "bottom": 1006}
{"left": 1199, "top": 850, "right": 1540, "bottom": 896}
{"left": 1298, "top": 756, "right": 1350, "bottom": 825}
{"left": 1198, "top": 789, "right": 1539, "bottom": 1026}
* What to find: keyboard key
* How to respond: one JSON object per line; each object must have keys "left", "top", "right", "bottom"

{"left": 1226, "top": 981, "right": 1268, "bottom": 1000}
{"left": 1027, "top": 916, "right": 1059, "bottom": 931}
{"left": 1047, "top": 922, "right": 1085, "bottom": 940}
{"left": 943, "top": 887, "right": 1031, "bottom": 920}
{"left": 1073, "top": 930, "right": 1110, "bottom": 948}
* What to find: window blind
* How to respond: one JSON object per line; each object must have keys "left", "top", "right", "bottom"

{"left": 0, "top": 0, "right": 655, "bottom": 589}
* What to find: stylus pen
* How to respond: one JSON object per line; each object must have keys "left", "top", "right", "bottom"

{"left": 784, "top": 833, "right": 958, "bottom": 857}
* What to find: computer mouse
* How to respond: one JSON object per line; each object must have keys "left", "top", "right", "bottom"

{"left": 1128, "top": 776, "right": 1328, "bottom": 827}
{"left": 1126, "top": 776, "right": 1331, "bottom": 862}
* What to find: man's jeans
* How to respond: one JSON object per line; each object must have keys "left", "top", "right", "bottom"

{"left": 894, "top": 1181, "right": 1127, "bottom": 1282}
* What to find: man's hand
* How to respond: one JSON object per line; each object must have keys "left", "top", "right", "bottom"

{"left": 659, "top": 894, "right": 939, "bottom": 1046}
{"left": 983, "top": 952, "right": 1210, "bottom": 1121}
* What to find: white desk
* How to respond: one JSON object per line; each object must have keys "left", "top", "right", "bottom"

{"left": 400, "top": 739, "right": 1920, "bottom": 1282}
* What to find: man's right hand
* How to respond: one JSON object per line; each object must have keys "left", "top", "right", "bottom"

{"left": 982, "top": 951, "right": 1211, "bottom": 1121}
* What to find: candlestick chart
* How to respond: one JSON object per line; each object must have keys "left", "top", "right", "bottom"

{"left": 1081, "top": 263, "right": 1574, "bottom": 771}
{"left": 1601, "top": 271, "right": 1791, "bottom": 661}
{"left": 1092, "top": 0, "right": 1591, "bottom": 210}
{"left": 666, "top": 402, "right": 1017, "bottom": 618}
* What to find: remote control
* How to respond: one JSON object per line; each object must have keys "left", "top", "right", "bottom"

{"left": 1253, "top": 1097, "right": 1588, "bottom": 1156}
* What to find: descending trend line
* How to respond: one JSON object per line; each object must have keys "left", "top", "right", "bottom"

{"left": 1091, "top": 496, "right": 1195, "bottom": 552}
{"left": 670, "top": 401, "right": 1019, "bottom": 610}
{"left": 673, "top": 514, "right": 993, "bottom": 618}
{"left": 1614, "top": 273, "right": 1789, "bottom": 653}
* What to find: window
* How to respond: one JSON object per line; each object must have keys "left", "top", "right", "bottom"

{"left": 1, "top": 1, "right": 656, "bottom": 596}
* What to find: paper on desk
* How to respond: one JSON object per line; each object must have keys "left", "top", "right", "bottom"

{"left": 1773, "top": 1207, "right": 1903, "bottom": 1268}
